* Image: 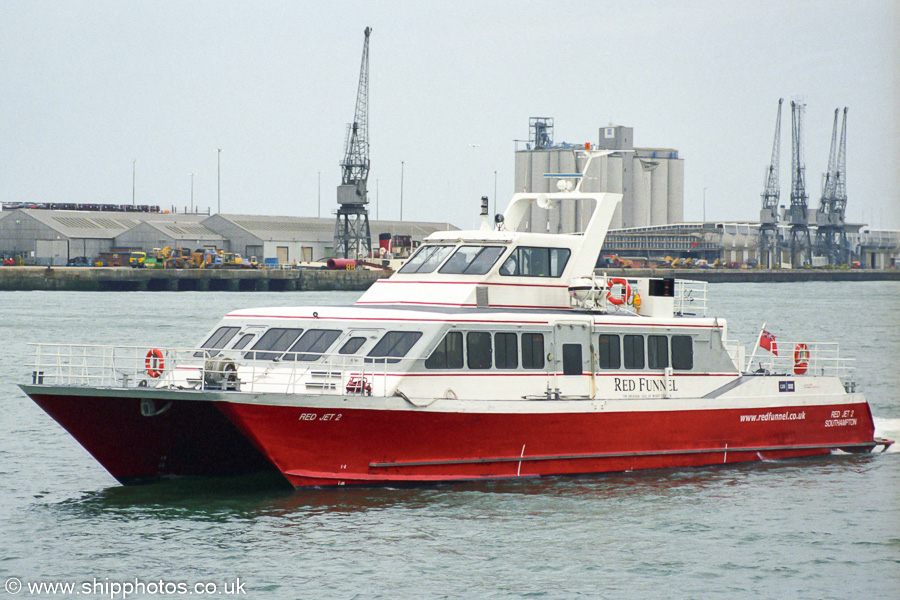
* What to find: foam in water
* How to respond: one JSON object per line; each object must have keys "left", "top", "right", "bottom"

{"left": 873, "top": 418, "right": 900, "bottom": 453}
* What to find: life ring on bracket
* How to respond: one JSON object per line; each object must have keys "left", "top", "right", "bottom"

{"left": 145, "top": 348, "right": 165, "bottom": 378}
{"left": 793, "top": 343, "right": 810, "bottom": 375}
{"left": 606, "top": 278, "right": 632, "bottom": 306}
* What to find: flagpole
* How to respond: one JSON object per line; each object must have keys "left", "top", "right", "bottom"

{"left": 746, "top": 322, "right": 767, "bottom": 373}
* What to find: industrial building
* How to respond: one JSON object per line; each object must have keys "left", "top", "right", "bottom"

{"left": 202, "top": 214, "right": 452, "bottom": 264}
{"left": 514, "top": 120, "right": 684, "bottom": 233}
{"left": 0, "top": 206, "right": 454, "bottom": 266}
{"left": 0, "top": 209, "right": 208, "bottom": 265}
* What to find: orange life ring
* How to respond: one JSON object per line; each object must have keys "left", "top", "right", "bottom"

{"left": 607, "top": 278, "right": 632, "bottom": 306}
{"left": 793, "top": 343, "right": 809, "bottom": 375}
{"left": 145, "top": 348, "right": 165, "bottom": 378}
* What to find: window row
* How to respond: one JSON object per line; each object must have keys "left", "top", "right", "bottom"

{"left": 198, "top": 326, "right": 422, "bottom": 363}
{"left": 597, "top": 334, "right": 693, "bottom": 370}
{"left": 425, "top": 331, "right": 546, "bottom": 370}
{"left": 399, "top": 244, "right": 571, "bottom": 278}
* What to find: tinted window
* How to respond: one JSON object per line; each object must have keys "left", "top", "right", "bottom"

{"left": 231, "top": 333, "right": 255, "bottom": 350}
{"left": 284, "top": 329, "right": 341, "bottom": 361}
{"left": 466, "top": 332, "right": 492, "bottom": 369}
{"left": 494, "top": 332, "right": 518, "bottom": 369}
{"left": 623, "top": 335, "right": 645, "bottom": 369}
{"left": 498, "top": 247, "right": 570, "bottom": 277}
{"left": 339, "top": 337, "right": 367, "bottom": 355}
{"left": 398, "top": 245, "right": 455, "bottom": 274}
{"left": 522, "top": 333, "right": 545, "bottom": 369}
{"left": 439, "top": 246, "right": 506, "bottom": 275}
{"left": 195, "top": 326, "right": 240, "bottom": 357}
{"left": 672, "top": 335, "right": 694, "bottom": 370}
{"left": 367, "top": 331, "right": 423, "bottom": 363}
{"left": 246, "top": 328, "right": 304, "bottom": 361}
{"left": 648, "top": 335, "right": 669, "bottom": 369}
{"left": 562, "top": 344, "right": 582, "bottom": 376}
{"left": 425, "top": 331, "right": 464, "bottom": 369}
{"left": 598, "top": 334, "right": 621, "bottom": 369}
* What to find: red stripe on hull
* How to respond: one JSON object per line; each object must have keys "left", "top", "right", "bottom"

{"left": 217, "top": 401, "right": 876, "bottom": 488}
{"left": 27, "top": 392, "right": 276, "bottom": 484}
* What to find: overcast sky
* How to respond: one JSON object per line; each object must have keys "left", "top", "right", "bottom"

{"left": 2, "top": 0, "right": 898, "bottom": 230}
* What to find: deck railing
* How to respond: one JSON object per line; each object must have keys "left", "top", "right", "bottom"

{"left": 28, "top": 344, "right": 395, "bottom": 396}
{"left": 674, "top": 279, "right": 708, "bottom": 316}
{"left": 744, "top": 341, "right": 856, "bottom": 381}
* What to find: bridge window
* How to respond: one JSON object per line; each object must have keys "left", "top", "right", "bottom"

{"left": 367, "top": 331, "right": 423, "bottom": 363}
{"left": 499, "top": 247, "right": 571, "bottom": 277}
{"left": 246, "top": 328, "right": 304, "bottom": 361}
{"left": 623, "top": 335, "right": 645, "bottom": 369}
{"left": 466, "top": 332, "right": 492, "bottom": 369}
{"left": 425, "top": 331, "right": 463, "bottom": 369}
{"left": 648, "top": 335, "right": 669, "bottom": 370}
{"left": 399, "top": 245, "right": 455, "bottom": 274}
{"left": 597, "top": 334, "right": 621, "bottom": 369}
{"left": 338, "top": 336, "right": 367, "bottom": 355}
{"left": 195, "top": 326, "right": 241, "bottom": 357}
{"left": 671, "top": 335, "right": 693, "bottom": 370}
{"left": 231, "top": 333, "right": 255, "bottom": 351}
{"left": 439, "top": 246, "right": 506, "bottom": 275}
{"left": 521, "top": 333, "right": 545, "bottom": 369}
{"left": 284, "top": 329, "right": 342, "bottom": 361}
{"left": 494, "top": 332, "right": 518, "bottom": 369}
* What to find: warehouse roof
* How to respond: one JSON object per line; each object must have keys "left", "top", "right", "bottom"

{"left": 205, "top": 214, "right": 458, "bottom": 242}
{"left": 128, "top": 220, "right": 224, "bottom": 241}
{"left": 2, "top": 209, "right": 208, "bottom": 239}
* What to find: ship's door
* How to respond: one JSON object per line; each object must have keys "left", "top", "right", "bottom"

{"left": 552, "top": 321, "right": 592, "bottom": 398}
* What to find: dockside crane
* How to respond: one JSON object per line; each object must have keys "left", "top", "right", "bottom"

{"left": 333, "top": 27, "right": 373, "bottom": 259}
{"left": 758, "top": 99, "right": 783, "bottom": 269}
{"left": 788, "top": 100, "right": 812, "bottom": 267}
{"left": 815, "top": 108, "right": 841, "bottom": 263}
{"left": 830, "top": 108, "right": 850, "bottom": 264}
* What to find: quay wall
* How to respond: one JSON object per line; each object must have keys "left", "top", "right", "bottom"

{"left": 0, "top": 267, "right": 389, "bottom": 292}
{"left": 0, "top": 266, "right": 897, "bottom": 292}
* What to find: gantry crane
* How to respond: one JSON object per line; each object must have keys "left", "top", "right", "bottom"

{"left": 758, "top": 99, "right": 783, "bottom": 268}
{"left": 333, "top": 27, "right": 373, "bottom": 259}
{"left": 788, "top": 100, "right": 812, "bottom": 268}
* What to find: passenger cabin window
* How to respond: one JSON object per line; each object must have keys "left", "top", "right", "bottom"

{"left": 425, "top": 331, "right": 463, "bottom": 369}
{"left": 439, "top": 246, "right": 506, "bottom": 275}
{"left": 194, "top": 326, "right": 240, "bottom": 357}
{"left": 398, "top": 245, "right": 455, "bottom": 274}
{"left": 562, "top": 344, "right": 582, "bottom": 376}
{"left": 246, "top": 328, "right": 303, "bottom": 361}
{"left": 499, "top": 247, "right": 571, "bottom": 277}
{"left": 521, "top": 333, "right": 545, "bottom": 369}
{"left": 623, "top": 335, "right": 645, "bottom": 369}
{"left": 671, "top": 335, "right": 694, "bottom": 370}
{"left": 466, "top": 332, "right": 492, "bottom": 369}
{"left": 597, "top": 334, "right": 621, "bottom": 369}
{"left": 284, "top": 329, "right": 341, "bottom": 361}
{"left": 367, "top": 331, "right": 423, "bottom": 363}
{"left": 338, "top": 337, "right": 367, "bottom": 355}
{"left": 648, "top": 335, "right": 669, "bottom": 370}
{"left": 494, "top": 332, "right": 518, "bottom": 369}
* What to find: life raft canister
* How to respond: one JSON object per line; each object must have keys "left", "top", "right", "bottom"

{"left": 145, "top": 348, "right": 165, "bottom": 378}
{"left": 346, "top": 376, "right": 372, "bottom": 395}
{"left": 793, "top": 343, "right": 810, "bottom": 375}
{"left": 606, "top": 278, "right": 632, "bottom": 306}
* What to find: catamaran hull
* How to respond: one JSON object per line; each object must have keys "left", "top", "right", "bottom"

{"left": 21, "top": 386, "right": 276, "bottom": 484}
{"left": 217, "top": 395, "right": 883, "bottom": 488}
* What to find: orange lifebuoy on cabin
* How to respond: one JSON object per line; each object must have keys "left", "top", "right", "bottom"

{"left": 607, "top": 278, "right": 632, "bottom": 306}
{"left": 145, "top": 348, "right": 165, "bottom": 378}
{"left": 793, "top": 343, "right": 809, "bottom": 375}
